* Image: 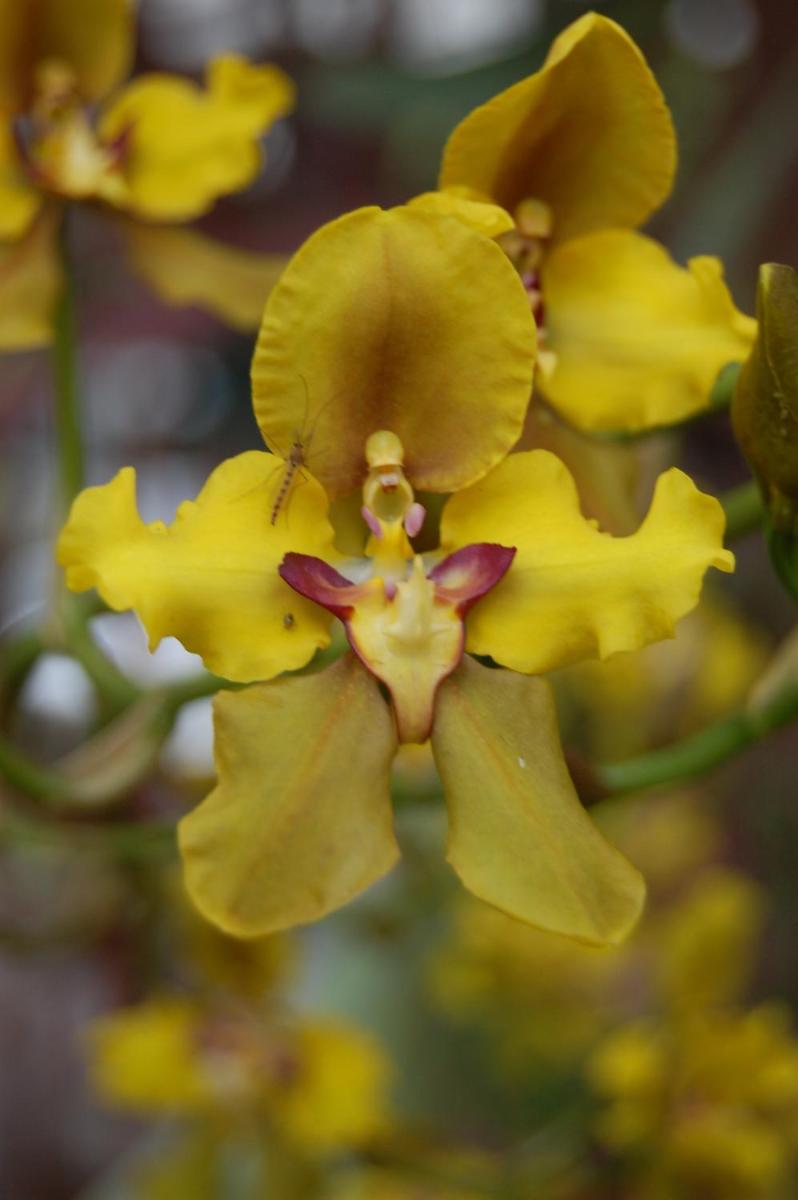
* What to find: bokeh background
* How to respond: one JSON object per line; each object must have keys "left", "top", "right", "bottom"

{"left": 2, "top": 0, "right": 798, "bottom": 1196}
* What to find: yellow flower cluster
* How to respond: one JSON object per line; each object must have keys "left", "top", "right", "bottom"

{"left": 432, "top": 786, "right": 798, "bottom": 1199}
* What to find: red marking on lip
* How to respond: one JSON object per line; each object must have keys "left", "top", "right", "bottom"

{"left": 428, "top": 542, "right": 516, "bottom": 615}
{"left": 279, "top": 553, "right": 364, "bottom": 620}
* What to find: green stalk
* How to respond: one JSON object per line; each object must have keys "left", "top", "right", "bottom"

{"left": 595, "top": 683, "right": 798, "bottom": 796}
{"left": 721, "top": 478, "right": 764, "bottom": 540}
{"left": 49, "top": 215, "right": 146, "bottom": 715}
{"left": 53, "top": 214, "right": 84, "bottom": 511}
{"left": 0, "top": 734, "right": 74, "bottom": 806}
{"left": 160, "top": 670, "right": 234, "bottom": 714}
{"left": 0, "top": 673, "right": 232, "bottom": 811}
{"left": 0, "top": 627, "right": 45, "bottom": 718}
{"left": 59, "top": 594, "right": 141, "bottom": 716}
{"left": 1, "top": 807, "right": 176, "bottom": 863}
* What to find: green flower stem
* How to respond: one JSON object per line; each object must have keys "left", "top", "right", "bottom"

{"left": 721, "top": 478, "right": 764, "bottom": 539}
{"left": 49, "top": 215, "right": 147, "bottom": 716}
{"left": 160, "top": 670, "right": 236, "bottom": 713}
{"left": 0, "top": 734, "right": 75, "bottom": 807}
{"left": 60, "top": 594, "right": 142, "bottom": 716}
{"left": 1, "top": 806, "right": 176, "bottom": 863}
{"left": 707, "top": 360, "right": 742, "bottom": 411}
{"left": 0, "top": 627, "right": 45, "bottom": 718}
{"left": 53, "top": 216, "right": 84, "bottom": 511}
{"left": 595, "top": 682, "right": 798, "bottom": 796}
{"left": 0, "top": 671, "right": 234, "bottom": 810}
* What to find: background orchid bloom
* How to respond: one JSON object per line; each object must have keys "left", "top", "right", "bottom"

{"left": 89, "top": 998, "right": 390, "bottom": 1149}
{"left": 58, "top": 206, "right": 732, "bottom": 948}
{"left": 0, "top": 0, "right": 294, "bottom": 348}
{"left": 413, "top": 11, "right": 756, "bottom": 433}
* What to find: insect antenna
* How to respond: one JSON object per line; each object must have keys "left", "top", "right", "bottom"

{"left": 269, "top": 375, "right": 339, "bottom": 526}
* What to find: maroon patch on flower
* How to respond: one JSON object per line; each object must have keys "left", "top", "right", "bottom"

{"left": 279, "top": 553, "right": 364, "bottom": 620}
{"left": 428, "top": 543, "right": 515, "bottom": 615}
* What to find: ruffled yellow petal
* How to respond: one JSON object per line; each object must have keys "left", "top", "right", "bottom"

{"left": 440, "top": 450, "right": 734, "bottom": 674}
{"left": 0, "top": 121, "right": 43, "bottom": 239}
{"left": 439, "top": 13, "right": 675, "bottom": 241}
{"left": 276, "top": 1021, "right": 390, "bottom": 1149}
{"left": 179, "top": 655, "right": 399, "bottom": 936}
{"left": 118, "top": 218, "right": 287, "bottom": 331}
{"left": 57, "top": 452, "right": 334, "bottom": 682}
{"left": 206, "top": 54, "right": 295, "bottom": 135}
{"left": 542, "top": 230, "right": 756, "bottom": 431}
{"left": 252, "top": 206, "right": 536, "bottom": 498}
{"left": 0, "top": 0, "right": 132, "bottom": 109}
{"left": 0, "top": 207, "right": 60, "bottom": 349}
{"left": 98, "top": 58, "right": 293, "bottom": 221}
{"left": 431, "top": 656, "right": 644, "bottom": 945}
{"left": 407, "top": 187, "right": 515, "bottom": 239}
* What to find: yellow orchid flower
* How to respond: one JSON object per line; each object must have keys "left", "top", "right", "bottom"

{"left": 413, "top": 12, "right": 756, "bottom": 432}
{"left": 0, "top": 0, "right": 294, "bottom": 347}
{"left": 57, "top": 206, "right": 733, "bottom": 946}
{"left": 87, "top": 996, "right": 390, "bottom": 1151}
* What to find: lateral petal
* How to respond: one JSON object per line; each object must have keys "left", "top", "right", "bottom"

{"left": 542, "top": 230, "right": 756, "bottom": 431}
{"left": 440, "top": 450, "right": 734, "bottom": 674}
{"left": 179, "top": 655, "right": 399, "bottom": 936}
{"left": 98, "top": 59, "right": 293, "bottom": 221}
{"left": 118, "top": 218, "right": 286, "bottom": 331}
{"left": 432, "top": 656, "right": 644, "bottom": 945}
{"left": 57, "top": 452, "right": 335, "bottom": 682}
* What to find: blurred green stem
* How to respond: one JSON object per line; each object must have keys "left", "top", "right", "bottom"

{"left": 1, "top": 806, "right": 176, "bottom": 862}
{"left": 595, "top": 683, "right": 798, "bottom": 796}
{"left": 0, "top": 734, "right": 75, "bottom": 806}
{"left": 53, "top": 213, "right": 84, "bottom": 511}
{"left": 721, "top": 478, "right": 764, "bottom": 539}
{"left": 0, "top": 672, "right": 231, "bottom": 811}
{"left": 60, "top": 594, "right": 141, "bottom": 716}
{"left": 0, "top": 627, "right": 44, "bottom": 718}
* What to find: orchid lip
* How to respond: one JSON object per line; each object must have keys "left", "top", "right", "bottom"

{"left": 279, "top": 541, "right": 516, "bottom": 743}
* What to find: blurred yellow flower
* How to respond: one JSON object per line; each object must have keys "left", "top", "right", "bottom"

{"left": 0, "top": 0, "right": 294, "bottom": 347}
{"left": 584, "top": 863, "right": 798, "bottom": 1199}
{"left": 87, "top": 997, "right": 390, "bottom": 1152}
{"left": 590, "top": 1006, "right": 798, "bottom": 1198}
{"left": 416, "top": 13, "right": 755, "bottom": 432}
{"left": 430, "top": 895, "right": 622, "bottom": 1070}
{"left": 59, "top": 206, "right": 732, "bottom": 946}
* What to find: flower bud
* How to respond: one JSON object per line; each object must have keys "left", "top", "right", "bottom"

{"left": 732, "top": 263, "right": 798, "bottom": 531}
